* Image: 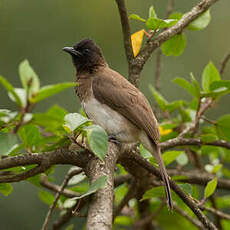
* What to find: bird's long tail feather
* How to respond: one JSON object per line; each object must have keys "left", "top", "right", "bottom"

{"left": 153, "top": 144, "right": 173, "bottom": 210}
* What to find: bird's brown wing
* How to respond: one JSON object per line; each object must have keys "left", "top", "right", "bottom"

{"left": 92, "top": 68, "right": 160, "bottom": 144}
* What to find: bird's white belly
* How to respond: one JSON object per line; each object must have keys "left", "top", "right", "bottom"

{"left": 82, "top": 97, "right": 139, "bottom": 143}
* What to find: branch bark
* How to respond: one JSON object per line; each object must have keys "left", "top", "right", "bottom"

{"left": 85, "top": 143, "right": 121, "bottom": 230}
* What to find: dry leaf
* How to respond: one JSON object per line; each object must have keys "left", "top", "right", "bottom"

{"left": 159, "top": 126, "right": 172, "bottom": 136}
{"left": 131, "top": 29, "right": 145, "bottom": 57}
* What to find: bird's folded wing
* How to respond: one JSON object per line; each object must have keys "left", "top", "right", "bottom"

{"left": 92, "top": 69, "right": 160, "bottom": 144}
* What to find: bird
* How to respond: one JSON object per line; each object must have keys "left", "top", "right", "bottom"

{"left": 63, "top": 38, "right": 172, "bottom": 209}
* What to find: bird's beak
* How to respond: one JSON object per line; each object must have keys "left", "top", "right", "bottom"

{"left": 62, "top": 47, "right": 81, "bottom": 56}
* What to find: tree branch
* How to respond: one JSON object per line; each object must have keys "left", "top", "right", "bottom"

{"left": 220, "top": 50, "right": 230, "bottom": 75}
{"left": 41, "top": 168, "right": 83, "bottom": 230}
{"left": 200, "top": 205, "right": 230, "bottom": 220}
{"left": 174, "top": 203, "right": 204, "bottom": 230}
{"left": 161, "top": 137, "right": 230, "bottom": 151}
{"left": 115, "top": 0, "right": 134, "bottom": 81}
{"left": 113, "top": 179, "right": 136, "bottom": 218}
{"left": 0, "top": 147, "right": 89, "bottom": 183}
{"left": 40, "top": 174, "right": 80, "bottom": 198}
{"left": 168, "top": 169, "right": 230, "bottom": 190}
{"left": 121, "top": 150, "right": 218, "bottom": 230}
{"left": 131, "top": 0, "right": 219, "bottom": 78}
{"left": 85, "top": 143, "right": 121, "bottom": 230}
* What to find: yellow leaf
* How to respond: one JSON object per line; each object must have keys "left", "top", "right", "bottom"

{"left": 159, "top": 126, "right": 172, "bottom": 136}
{"left": 131, "top": 29, "right": 145, "bottom": 57}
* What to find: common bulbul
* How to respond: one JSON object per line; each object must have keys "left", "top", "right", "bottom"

{"left": 63, "top": 39, "right": 172, "bottom": 209}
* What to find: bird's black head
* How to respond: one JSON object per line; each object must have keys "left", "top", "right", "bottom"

{"left": 63, "top": 39, "right": 106, "bottom": 74}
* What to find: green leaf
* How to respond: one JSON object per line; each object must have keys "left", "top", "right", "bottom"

{"left": 30, "top": 82, "right": 77, "bottom": 103}
{"left": 63, "top": 113, "right": 90, "bottom": 133}
{"left": 173, "top": 77, "right": 197, "bottom": 97}
{"left": 190, "top": 73, "right": 201, "bottom": 98}
{"left": 129, "top": 14, "right": 146, "bottom": 22}
{"left": 63, "top": 199, "right": 77, "bottom": 209}
{"left": 212, "top": 164, "right": 222, "bottom": 173}
{"left": 33, "top": 105, "right": 67, "bottom": 135}
{"left": 19, "top": 60, "right": 40, "bottom": 98}
{"left": 149, "top": 85, "right": 168, "bottom": 110}
{"left": 176, "top": 153, "right": 188, "bottom": 166}
{"left": 68, "top": 171, "right": 86, "bottom": 185}
{"left": 71, "top": 175, "right": 107, "bottom": 200}
{"left": 142, "top": 186, "right": 165, "bottom": 201}
{"left": 188, "top": 10, "right": 211, "bottom": 31}
{"left": 114, "top": 184, "right": 128, "bottom": 205}
{"left": 0, "top": 76, "right": 22, "bottom": 107}
{"left": 161, "top": 33, "right": 187, "bottom": 56}
{"left": 114, "top": 216, "right": 133, "bottom": 226}
{"left": 201, "top": 134, "right": 218, "bottom": 143}
{"left": 85, "top": 125, "right": 108, "bottom": 161}
{"left": 178, "top": 183, "right": 192, "bottom": 195}
{"left": 139, "top": 144, "right": 152, "bottom": 159}
{"left": 204, "top": 177, "right": 217, "bottom": 199}
{"left": 38, "top": 190, "right": 55, "bottom": 206}
{"left": 162, "top": 151, "right": 184, "bottom": 166}
{"left": 169, "top": 12, "right": 182, "bottom": 20}
{"left": 0, "top": 132, "right": 18, "bottom": 156}
{"left": 217, "top": 115, "right": 230, "bottom": 141}
{"left": 65, "top": 224, "right": 74, "bottom": 230}
{"left": 146, "top": 18, "right": 177, "bottom": 30}
{"left": 18, "top": 124, "right": 41, "bottom": 149}
{"left": 8, "top": 88, "right": 27, "bottom": 107}
{"left": 202, "top": 61, "right": 221, "bottom": 93}
{"left": 210, "top": 80, "right": 230, "bottom": 91}
{"left": 0, "top": 183, "right": 13, "bottom": 196}
{"left": 146, "top": 17, "right": 163, "bottom": 30}
{"left": 149, "top": 6, "right": 157, "bottom": 18}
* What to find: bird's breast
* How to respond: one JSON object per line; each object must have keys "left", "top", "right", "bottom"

{"left": 82, "top": 97, "right": 139, "bottom": 143}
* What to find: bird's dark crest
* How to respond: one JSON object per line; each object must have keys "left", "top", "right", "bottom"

{"left": 65, "top": 38, "right": 106, "bottom": 74}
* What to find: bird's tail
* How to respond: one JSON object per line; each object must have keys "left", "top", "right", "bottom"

{"left": 153, "top": 144, "right": 173, "bottom": 210}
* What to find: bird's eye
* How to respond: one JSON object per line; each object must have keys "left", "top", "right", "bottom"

{"left": 84, "top": 49, "right": 90, "bottom": 53}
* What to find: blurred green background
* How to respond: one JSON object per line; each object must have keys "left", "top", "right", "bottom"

{"left": 0, "top": 0, "right": 229, "bottom": 229}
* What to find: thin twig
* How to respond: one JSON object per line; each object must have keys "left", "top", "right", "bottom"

{"left": 160, "top": 137, "right": 230, "bottom": 151}
{"left": 154, "top": 50, "right": 162, "bottom": 91}
{"left": 174, "top": 203, "right": 204, "bottom": 230}
{"left": 41, "top": 168, "right": 83, "bottom": 230}
{"left": 200, "top": 205, "right": 230, "bottom": 220}
{"left": 168, "top": 169, "right": 230, "bottom": 190}
{"left": 113, "top": 180, "right": 136, "bottom": 219}
{"left": 115, "top": 0, "right": 133, "bottom": 64}
{"left": 133, "top": 201, "right": 166, "bottom": 227}
{"left": 40, "top": 174, "right": 80, "bottom": 198}
{"left": 154, "top": 0, "right": 175, "bottom": 92}
{"left": 220, "top": 51, "right": 230, "bottom": 75}
{"left": 210, "top": 196, "right": 222, "bottom": 230}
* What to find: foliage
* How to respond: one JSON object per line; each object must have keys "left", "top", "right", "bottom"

{"left": 1, "top": 2, "right": 230, "bottom": 230}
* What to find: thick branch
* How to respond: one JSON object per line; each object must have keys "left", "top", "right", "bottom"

{"left": 0, "top": 147, "right": 89, "bottom": 183}
{"left": 85, "top": 143, "right": 121, "bottom": 230}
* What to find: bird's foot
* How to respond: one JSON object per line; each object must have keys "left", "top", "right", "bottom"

{"left": 108, "top": 134, "right": 121, "bottom": 148}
